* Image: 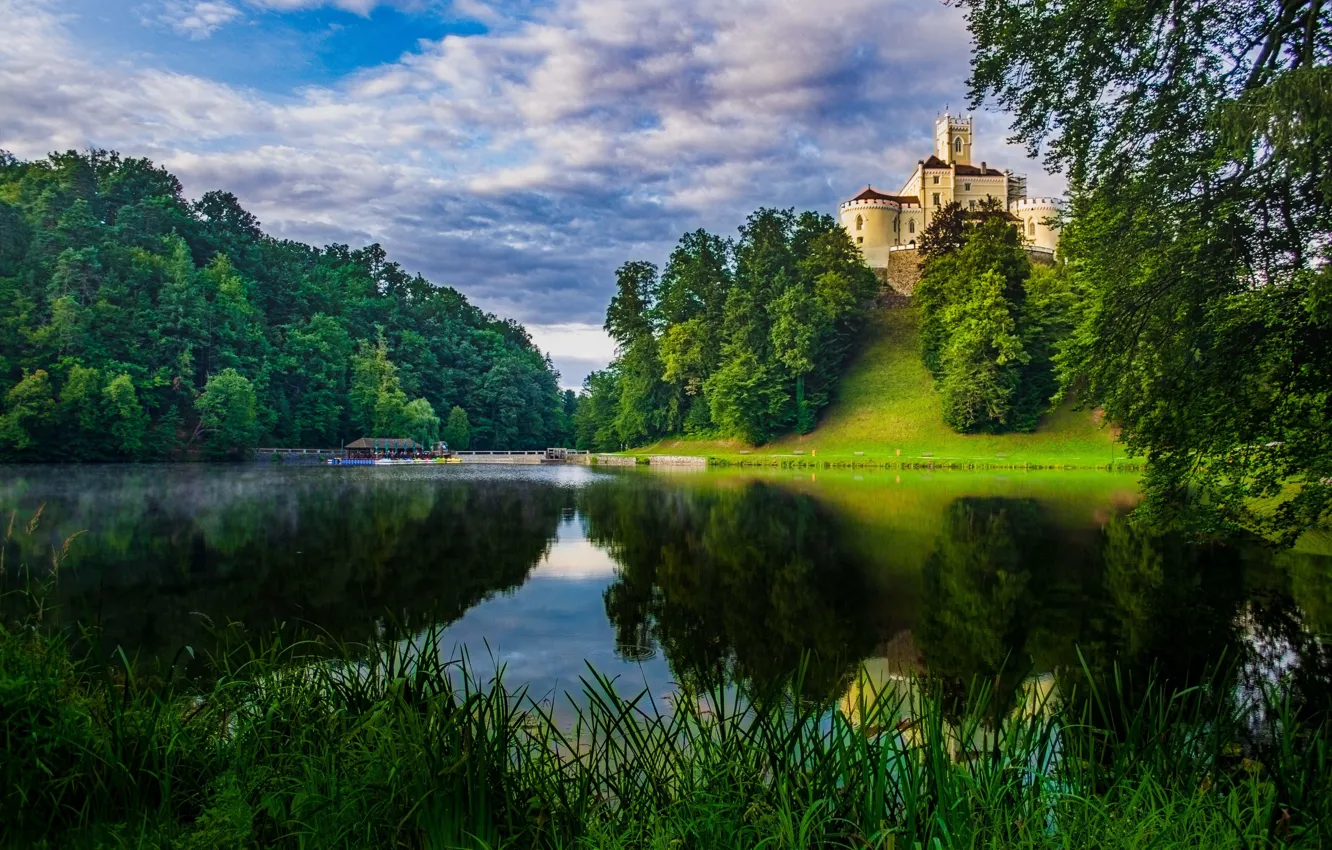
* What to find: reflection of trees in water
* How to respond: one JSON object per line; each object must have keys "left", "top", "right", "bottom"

{"left": 916, "top": 495, "right": 1332, "bottom": 720}
{"left": 1, "top": 468, "right": 569, "bottom": 665}
{"left": 586, "top": 476, "right": 1332, "bottom": 717}
{"left": 584, "top": 479, "right": 883, "bottom": 701}
{"left": 916, "top": 498, "right": 1052, "bottom": 704}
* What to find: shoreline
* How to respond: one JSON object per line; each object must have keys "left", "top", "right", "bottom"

{"left": 599, "top": 452, "right": 1142, "bottom": 472}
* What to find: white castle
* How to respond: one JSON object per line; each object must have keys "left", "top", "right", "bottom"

{"left": 839, "top": 114, "right": 1061, "bottom": 271}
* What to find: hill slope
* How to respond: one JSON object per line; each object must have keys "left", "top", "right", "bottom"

{"left": 641, "top": 307, "right": 1125, "bottom": 467}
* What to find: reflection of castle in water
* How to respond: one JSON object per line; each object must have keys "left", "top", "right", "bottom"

{"left": 839, "top": 630, "right": 1059, "bottom": 762}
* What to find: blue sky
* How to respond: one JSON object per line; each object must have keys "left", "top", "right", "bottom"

{"left": 0, "top": 0, "right": 1064, "bottom": 388}
{"left": 63, "top": 0, "right": 487, "bottom": 91}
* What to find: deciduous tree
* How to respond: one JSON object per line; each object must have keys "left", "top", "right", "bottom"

{"left": 959, "top": 0, "right": 1332, "bottom": 540}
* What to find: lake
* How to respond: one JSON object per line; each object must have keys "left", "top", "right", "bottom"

{"left": 2, "top": 463, "right": 1329, "bottom": 709}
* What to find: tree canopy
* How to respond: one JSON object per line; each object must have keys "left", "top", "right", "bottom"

{"left": 958, "top": 0, "right": 1332, "bottom": 540}
{"left": 915, "top": 200, "right": 1070, "bottom": 433}
{"left": 0, "top": 150, "right": 568, "bottom": 459}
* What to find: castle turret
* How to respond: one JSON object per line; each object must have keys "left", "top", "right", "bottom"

{"left": 1010, "top": 197, "right": 1062, "bottom": 254}
{"left": 839, "top": 186, "right": 921, "bottom": 268}
{"left": 935, "top": 113, "right": 973, "bottom": 166}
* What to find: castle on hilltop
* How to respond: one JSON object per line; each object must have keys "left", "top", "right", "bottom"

{"left": 840, "top": 114, "right": 1061, "bottom": 282}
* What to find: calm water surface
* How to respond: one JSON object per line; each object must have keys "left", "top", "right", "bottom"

{"left": 3, "top": 463, "right": 1329, "bottom": 707}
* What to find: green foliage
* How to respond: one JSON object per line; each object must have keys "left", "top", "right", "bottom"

{"left": 960, "top": 0, "right": 1332, "bottom": 541}
{"left": 938, "top": 269, "right": 1028, "bottom": 431}
{"left": 102, "top": 372, "right": 148, "bottom": 458}
{"left": 0, "top": 370, "right": 56, "bottom": 455}
{"left": 575, "top": 208, "right": 877, "bottom": 448}
{"left": 918, "top": 198, "right": 967, "bottom": 260}
{"left": 195, "top": 368, "right": 257, "bottom": 458}
{"left": 574, "top": 367, "right": 622, "bottom": 451}
{"left": 0, "top": 150, "right": 565, "bottom": 460}
{"left": 402, "top": 397, "right": 440, "bottom": 448}
{"left": 917, "top": 204, "right": 1068, "bottom": 434}
{"left": 638, "top": 306, "right": 1118, "bottom": 465}
{"left": 442, "top": 405, "right": 471, "bottom": 450}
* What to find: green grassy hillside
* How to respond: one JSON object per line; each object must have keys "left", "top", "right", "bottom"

{"left": 638, "top": 307, "right": 1126, "bottom": 468}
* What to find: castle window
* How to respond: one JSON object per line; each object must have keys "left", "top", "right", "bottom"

{"left": 954, "top": 137, "right": 962, "bottom": 153}
{"left": 855, "top": 214, "right": 863, "bottom": 231}
{"left": 1028, "top": 218, "right": 1036, "bottom": 235}
{"left": 969, "top": 200, "right": 975, "bottom": 210}
{"left": 857, "top": 236, "right": 863, "bottom": 244}
{"left": 893, "top": 218, "right": 899, "bottom": 232}
{"left": 932, "top": 175, "right": 939, "bottom": 185}
{"left": 908, "top": 219, "right": 916, "bottom": 234}
{"left": 964, "top": 182, "right": 971, "bottom": 192}
{"left": 932, "top": 192, "right": 940, "bottom": 206}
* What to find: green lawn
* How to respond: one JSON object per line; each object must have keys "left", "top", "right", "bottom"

{"left": 636, "top": 306, "right": 1125, "bottom": 468}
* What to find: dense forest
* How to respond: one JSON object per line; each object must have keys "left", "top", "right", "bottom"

{"left": 574, "top": 208, "right": 878, "bottom": 450}
{"left": 0, "top": 150, "right": 573, "bottom": 460}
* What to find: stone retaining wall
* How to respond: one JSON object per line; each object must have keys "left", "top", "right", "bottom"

{"left": 883, "top": 250, "right": 923, "bottom": 295}
{"left": 874, "top": 247, "right": 1054, "bottom": 296}
{"left": 647, "top": 455, "right": 708, "bottom": 467}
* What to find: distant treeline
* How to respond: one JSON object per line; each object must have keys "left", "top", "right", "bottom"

{"left": 0, "top": 150, "right": 574, "bottom": 460}
{"left": 574, "top": 209, "right": 879, "bottom": 449}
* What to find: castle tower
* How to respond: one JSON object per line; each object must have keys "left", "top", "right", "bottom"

{"left": 1011, "top": 197, "right": 1062, "bottom": 254}
{"left": 934, "top": 114, "right": 973, "bottom": 165}
{"left": 839, "top": 186, "right": 902, "bottom": 269}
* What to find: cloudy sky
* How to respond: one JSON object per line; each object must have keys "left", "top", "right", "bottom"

{"left": 0, "top": 0, "right": 1063, "bottom": 387}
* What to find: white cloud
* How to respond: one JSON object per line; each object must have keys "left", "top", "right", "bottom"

{"left": 151, "top": 0, "right": 244, "bottom": 39}
{"left": 527, "top": 323, "right": 617, "bottom": 387}
{"left": 246, "top": 0, "right": 428, "bottom": 13}
{"left": 1, "top": 0, "right": 1066, "bottom": 386}
{"left": 142, "top": 0, "right": 437, "bottom": 40}
{"left": 530, "top": 538, "right": 619, "bottom": 578}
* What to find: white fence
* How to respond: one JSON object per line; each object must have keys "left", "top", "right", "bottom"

{"left": 452, "top": 449, "right": 591, "bottom": 464}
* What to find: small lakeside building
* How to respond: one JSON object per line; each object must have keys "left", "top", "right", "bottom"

{"left": 344, "top": 437, "right": 425, "bottom": 459}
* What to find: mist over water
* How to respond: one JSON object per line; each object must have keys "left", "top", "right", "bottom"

{"left": 2, "top": 464, "right": 1329, "bottom": 711}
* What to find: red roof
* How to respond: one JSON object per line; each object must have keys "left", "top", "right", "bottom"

{"left": 850, "top": 186, "right": 895, "bottom": 202}
{"left": 918, "top": 155, "right": 1005, "bottom": 176}
{"left": 954, "top": 163, "right": 1006, "bottom": 176}
{"left": 848, "top": 186, "right": 920, "bottom": 205}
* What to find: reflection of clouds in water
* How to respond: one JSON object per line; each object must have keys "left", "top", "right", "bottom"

{"left": 529, "top": 520, "right": 619, "bottom": 579}
{"left": 430, "top": 514, "right": 672, "bottom": 708}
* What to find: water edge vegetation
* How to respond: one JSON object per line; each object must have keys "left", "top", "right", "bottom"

{"left": 5, "top": 582, "right": 1331, "bottom": 848}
